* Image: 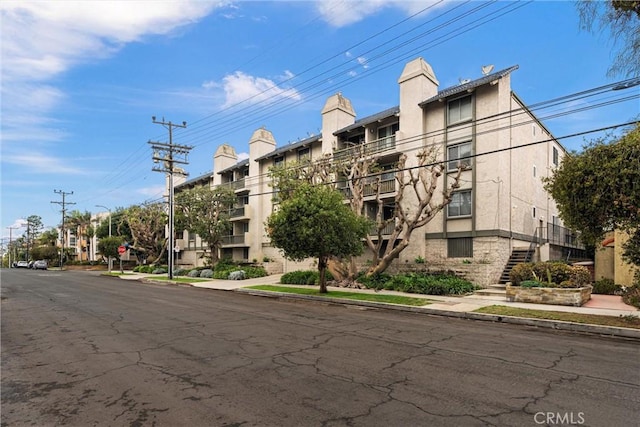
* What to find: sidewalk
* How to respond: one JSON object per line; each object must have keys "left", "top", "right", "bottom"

{"left": 123, "top": 273, "right": 640, "bottom": 339}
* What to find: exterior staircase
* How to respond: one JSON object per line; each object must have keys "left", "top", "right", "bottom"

{"left": 498, "top": 248, "right": 533, "bottom": 284}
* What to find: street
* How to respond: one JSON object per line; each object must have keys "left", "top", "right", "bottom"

{"left": 1, "top": 269, "right": 638, "bottom": 427}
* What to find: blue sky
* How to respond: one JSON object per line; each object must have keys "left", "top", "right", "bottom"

{"left": 1, "top": 0, "right": 639, "bottom": 241}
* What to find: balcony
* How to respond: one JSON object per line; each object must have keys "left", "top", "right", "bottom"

{"left": 229, "top": 205, "right": 251, "bottom": 220}
{"left": 220, "top": 178, "right": 246, "bottom": 191}
{"left": 333, "top": 135, "right": 396, "bottom": 162}
{"left": 539, "top": 223, "right": 584, "bottom": 249}
{"left": 221, "top": 233, "right": 251, "bottom": 247}
{"left": 368, "top": 221, "right": 395, "bottom": 237}
{"left": 338, "top": 175, "right": 396, "bottom": 199}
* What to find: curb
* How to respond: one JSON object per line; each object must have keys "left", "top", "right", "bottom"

{"left": 237, "top": 289, "right": 640, "bottom": 340}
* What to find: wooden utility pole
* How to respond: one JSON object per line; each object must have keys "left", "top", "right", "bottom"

{"left": 52, "top": 190, "right": 75, "bottom": 268}
{"left": 149, "top": 117, "right": 191, "bottom": 280}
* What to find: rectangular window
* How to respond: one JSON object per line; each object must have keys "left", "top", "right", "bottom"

{"left": 552, "top": 146, "right": 559, "bottom": 166}
{"left": 447, "top": 95, "right": 472, "bottom": 125}
{"left": 447, "top": 237, "right": 473, "bottom": 258}
{"left": 532, "top": 206, "right": 537, "bottom": 219}
{"left": 298, "top": 147, "right": 310, "bottom": 161}
{"left": 447, "top": 142, "right": 472, "bottom": 171}
{"left": 533, "top": 165, "right": 537, "bottom": 177}
{"left": 448, "top": 190, "right": 472, "bottom": 217}
{"left": 377, "top": 123, "right": 399, "bottom": 150}
{"left": 274, "top": 156, "right": 284, "bottom": 167}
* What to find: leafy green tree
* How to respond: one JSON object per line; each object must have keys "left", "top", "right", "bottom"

{"left": 97, "top": 236, "right": 125, "bottom": 261}
{"left": 39, "top": 228, "right": 59, "bottom": 246}
{"left": 175, "top": 185, "right": 237, "bottom": 266}
{"left": 24, "top": 215, "right": 44, "bottom": 260}
{"left": 29, "top": 245, "right": 58, "bottom": 263}
{"left": 576, "top": 0, "right": 640, "bottom": 77}
{"left": 266, "top": 184, "right": 370, "bottom": 293}
{"left": 124, "top": 203, "right": 167, "bottom": 264}
{"left": 544, "top": 123, "right": 640, "bottom": 264}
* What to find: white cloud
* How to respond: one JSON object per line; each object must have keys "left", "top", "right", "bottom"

{"left": 237, "top": 152, "right": 250, "bottom": 161}
{"left": 136, "top": 185, "right": 167, "bottom": 198}
{"left": 2, "top": 152, "right": 88, "bottom": 175}
{"left": 0, "top": 1, "right": 221, "bottom": 145}
{"left": 315, "top": 0, "right": 447, "bottom": 27}
{"left": 210, "top": 71, "right": 302, "bottom": 109}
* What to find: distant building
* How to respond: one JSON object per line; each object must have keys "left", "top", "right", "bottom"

{"left": 172, "top": 58, "right": 585, "bottom": 286}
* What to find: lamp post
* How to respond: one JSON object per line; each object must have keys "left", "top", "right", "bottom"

{"left": 96, "top": 205, "right": 112, "bottom": 272}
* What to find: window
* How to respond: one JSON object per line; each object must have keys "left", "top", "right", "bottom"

{"left": 448, "top": 190, "right": 472, "bottom": 217}
{"left": 274, "top": 156, "right": 284, "bottom": 167}
{"left": 552, "top": 146, "right": 559, "bottom": 166}
{"left": 447, "top": 142, "right": 472, "bottom": 171}
{"left": 238, "top": 195, "right": 249, "bottom": 205}
{"left": 532, "top": 206, "right": 537, "bottom": 219}
{"left": 448, "top": 237, "right": 473, "bottom": 258}
{"left": 377, "top": 123, "right": 399, "bottom": 150}
{"left": 447, "top": 95, "right": 472, "bottom": 125}
{"left": 533, "top": 165, "right": 537, "bottom": 177}
{"left": 298, "top": 147, "right": 310, "bottom": 161}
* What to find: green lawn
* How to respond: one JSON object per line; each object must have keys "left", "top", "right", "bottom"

{"left": 247, "top": 285, "right": 431, "bottom": 306}
{"left": 474, "top": 305, "right": 640, "bottom": 329}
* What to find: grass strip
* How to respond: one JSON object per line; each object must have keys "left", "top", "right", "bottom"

{"left": 248, "top": 285, "right": 431, "bottom": 306}
{"left": 142, "top": 276, "right": 209, "bottom": 283}
{"left": 474, "top": 305, "right": 640, "bottom": 329}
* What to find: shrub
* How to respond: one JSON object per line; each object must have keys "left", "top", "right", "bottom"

{"left": 200, "top": 269, "right": 213, "bottom": 279}
{"left": 520, "top": 280, "right": 544, "bottom": 288}
{"left": 188, "top": 269, "right": 201, "bottom": 278}
{"left": 592, "top": 278, "right": 622, "bottom": 295}
{"left": 622, "top": 286, "right": 640, "bottom": 309}
{"left": 152, "top": 268, "right": 167, "bottom": 274}
{"left": 358, "top": 273, "right": 478, "bottom": 295}
{"left": 510, "top": 262, "right": 588, "bottom": 288}
{"left": 173, "top": 268, "right": 188, "bottom": 276}
{"left": 229, "top": 270, "right": 246, "bottom": 280}
{"left": 280, "top": 270, "right": 334, "bottom": 285}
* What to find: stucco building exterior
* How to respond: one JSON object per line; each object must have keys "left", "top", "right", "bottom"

{"left": 172, "top": 57, "right": 584, "bottom": 286}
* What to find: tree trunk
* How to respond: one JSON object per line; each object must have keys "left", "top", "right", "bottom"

{"left": 209, "top": 243, "right": 220, "bottom": 266}
{"left": 318, "top": 256, "right": 328, "bottom": 294}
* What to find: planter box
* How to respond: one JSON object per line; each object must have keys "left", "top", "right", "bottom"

{"left": 506, "top": 285, "right": 592, "bottom": 307}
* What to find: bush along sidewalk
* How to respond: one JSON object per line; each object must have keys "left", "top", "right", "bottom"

{"left": 281, "top": 270, "right": 479, "bottom": 295}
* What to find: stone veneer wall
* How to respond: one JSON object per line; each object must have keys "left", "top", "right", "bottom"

{"left": 506, "top": 285, "right": 592, "bottom": 306}
{"left": 415, "top": 236, "right": 512, "bottom": 287}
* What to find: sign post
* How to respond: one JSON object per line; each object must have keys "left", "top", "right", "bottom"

{"left": 118, "top": 245, "right": 126, "bottom": 273}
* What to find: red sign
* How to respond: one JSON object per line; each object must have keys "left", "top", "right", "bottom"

{"left": 118, "top": 245, "right": 126, "bottom": 255}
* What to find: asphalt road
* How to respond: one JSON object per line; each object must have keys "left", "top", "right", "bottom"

{"left": 1, "top": 269, "right": 638, "bottom": 427}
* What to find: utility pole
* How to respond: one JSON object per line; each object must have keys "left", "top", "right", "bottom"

{"left": 6, "top": 225, "right": 22, "bottom": 267}
{"left": 52, "top": 190, "right": 75, "bottom": 269}
{"left": 149, "top": 116, "right": 191, "bottom": 280}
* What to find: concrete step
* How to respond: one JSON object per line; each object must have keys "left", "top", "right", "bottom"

{"left": 489, "top": 284, "right": 507, "bottom": 290}
{"left": 473, "top": 288, "right": 507, "bottom": 297}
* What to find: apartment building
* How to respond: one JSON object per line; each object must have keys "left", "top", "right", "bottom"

{"left": 173, "top": 57, "right": 583, "bottom": 286}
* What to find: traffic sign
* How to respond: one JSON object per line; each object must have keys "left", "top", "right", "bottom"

{"left": 118, "top": 245, "right": 126, "bottom": 255}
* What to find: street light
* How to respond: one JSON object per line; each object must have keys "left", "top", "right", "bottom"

{"left": 95, "top": 205, "right": 112, "bottom": 272}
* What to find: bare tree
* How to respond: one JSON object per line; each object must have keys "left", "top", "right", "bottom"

{"left": 576, "top": 0, "right": 640, "bottom": 77}
{"left": 270, "top": 145, "right": 465, "bottom": 280}
{"left": 336, "top": 145, "right": 465, "bottom": 277}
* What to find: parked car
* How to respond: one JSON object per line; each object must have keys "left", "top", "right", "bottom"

{"left": 27, "top": 261, "right": 34, "bottom": 269}
{"left": 16, "top": 261, "right": 29, "bottom": 268}
{"left": 33, "top": 260, "right": 48, "bottom": 270}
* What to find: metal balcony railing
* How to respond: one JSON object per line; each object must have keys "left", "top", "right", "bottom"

{"left": 221, "top": 234, "right": 245, "bottom": 245}
{"left": 229, "top": 206, "right": 245, "bottom": 218}
{"left": 333, "top": 135, "right": 396, "bottom": 161}
{"left": 337, "top": 175, "right": 396, "bottom": 199}
{"left": 538, "top": 223, "right": 584, "bottom": 249}
{"left": 220, "top": 178, "right": 245, "bottom": 191}
{"left": 368, "top": 222, "right": 395, "bottom": 236}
